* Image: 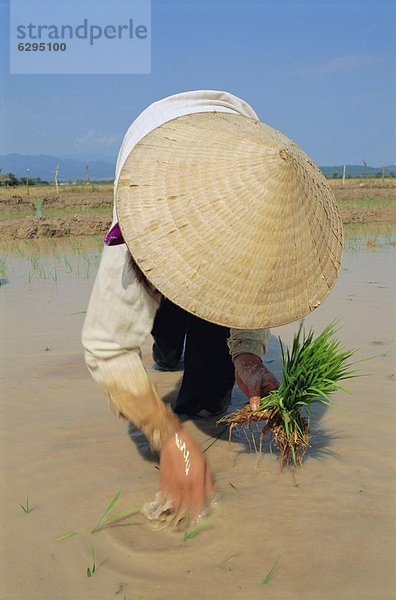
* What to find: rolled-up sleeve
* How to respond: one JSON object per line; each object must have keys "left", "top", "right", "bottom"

{"left": 227, "top": 328, "right": 271, "bottom": 360}
{"left": 82, "top": 244, "right": 180, "bottom": 451}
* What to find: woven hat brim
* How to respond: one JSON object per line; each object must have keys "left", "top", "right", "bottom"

{"left": 116, "top": 112, "right": 343, "bottom": 329}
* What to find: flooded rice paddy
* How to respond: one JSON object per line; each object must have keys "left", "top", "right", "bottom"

{"left": 1, "top": 223, "right": 395, "bottom": 600}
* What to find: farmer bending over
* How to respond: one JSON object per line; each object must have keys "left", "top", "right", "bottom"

{"left": 82, "top": 90, "right": 342, "bottom": 515}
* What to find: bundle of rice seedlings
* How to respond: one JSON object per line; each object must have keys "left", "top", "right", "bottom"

{"left": 219, "top": 322, "right": 357, "bottom": 467}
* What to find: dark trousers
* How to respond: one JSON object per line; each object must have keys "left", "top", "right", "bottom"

{"left": 151, "top": 297, "right": 235, "bottom": 415}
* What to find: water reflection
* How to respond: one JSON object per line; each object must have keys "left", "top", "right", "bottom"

{"left": 343, "top": 221, "right": 396, "bottom": 252}
{"left": 0, "top": 236, "right": 103, "bottom": 283}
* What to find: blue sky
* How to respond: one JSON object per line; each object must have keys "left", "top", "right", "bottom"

{"left": 1, "top": 0, "right": 395, "bottom": 165}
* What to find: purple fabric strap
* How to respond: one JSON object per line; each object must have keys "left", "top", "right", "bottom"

{"left": 105, "top": 222, "right": 125, "bottom": 246}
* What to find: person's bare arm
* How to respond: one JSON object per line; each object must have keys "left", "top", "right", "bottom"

{"left": 82, "top": 244, "right": 212, "bottom": 513}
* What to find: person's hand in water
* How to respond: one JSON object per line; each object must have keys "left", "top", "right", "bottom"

{"left": 160, "top": 426, "right": 214, "bottom": 514}
{"left": 234, "top": 352, "right": 279, "bottom": 410}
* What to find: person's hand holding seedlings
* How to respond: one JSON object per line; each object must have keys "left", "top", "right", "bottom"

{"left": 160, "top": 427, "right": 214, "bottom": 515}
{"left": 234, "top": 353, "right": 279, "bottom": 411}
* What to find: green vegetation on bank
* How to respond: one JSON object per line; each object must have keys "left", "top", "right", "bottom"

{"left": 0, "top": 179, "right": 395, "bottom": 201}
{"left": 337, "top": 197, "right": 396, "bottom": 208}
{"left": 0, "top": 181, "right": 113, "bottom": 196}
{"left": 0, "top": 205, "right": 111, "bottom": 222}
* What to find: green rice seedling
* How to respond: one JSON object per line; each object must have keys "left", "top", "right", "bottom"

{"left": 0, "top": 256, "right": 7, "bottom": 279}
{"left": 91, "top": 489, "right": 120, "bottom": 533}
{"left": 91, "top": 490, "right": 140, "bottom": 533}
{"left": 32, "top": 198, "right": 43, "bottom": 218}
{"left": 96, "top": 507, "right": 140, "bottom": 530}
{"left": 183, "top": 517, "right": 213, "bottom": 541}
{"left": 86, "top": 547, "right": 96, "bottom": 577}
{"left": 219, "top": 322, "right": 358, "bottom": 466}
{"left": 262, "top": 556, "right": 281, "bottom": 585}
{"left": 54, "top": 531, "right": 78, "bottom": 542}
{"left": 30, "top": 254, "right": 39, "bottom": 270}
{"left": 20, "top": 496, "right": 32, "bottom": 513}
{"left": 63, "top": 256, "right": 73, "bottom": 273}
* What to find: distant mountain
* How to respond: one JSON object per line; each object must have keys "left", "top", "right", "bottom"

{"left": 61, "top": 152, "right": 116, "bottom": 162}
{"left": 0, "top": 154, "right": 395, "bottom": 182}
{"left": 0, "top": 154, "right": 115, "bottom": 181}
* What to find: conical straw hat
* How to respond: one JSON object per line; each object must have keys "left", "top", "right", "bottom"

{"left": 116, "top": 112, "right": 343, "bottom": 329}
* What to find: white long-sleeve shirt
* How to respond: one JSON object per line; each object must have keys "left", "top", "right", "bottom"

{"left": 82, "top": 90, "right": 270, "bottom": 450}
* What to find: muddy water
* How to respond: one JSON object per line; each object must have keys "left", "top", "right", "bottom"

{"left": 1, "top": 225, "right": 395, "bottom": 600}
